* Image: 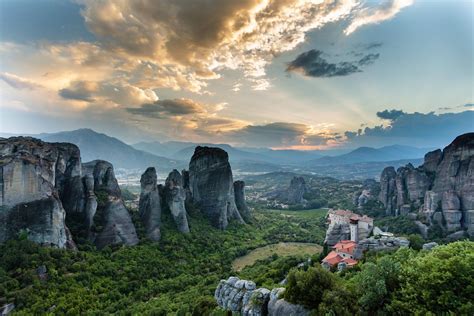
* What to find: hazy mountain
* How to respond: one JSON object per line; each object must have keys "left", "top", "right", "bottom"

{"left": 134, "top": 141, "right": 326, "bottom": 164}
{"left": 307, "top": 145, "right": 432, "bottom": 166}
{"left": 37, "top": 129, "right": 183, "bottom": 171}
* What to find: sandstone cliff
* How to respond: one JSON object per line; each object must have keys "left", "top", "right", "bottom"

{"left": 0, "top": 137, "right": 78, "bottom": 248}
{"left": 234, "top": 180, "right": 251, "bottom": 222}
{"left": 286, "top": 176, "right": 307, "bottom": 205}
{"left": 164, "top": 169, "right": 190, "bottom": 233}
{"left": 0, "top": 137, "right": 138, "bottom": 249}
{"left": 189, "top": 146, "right": 244, "bottom": 229}
{"left": 379, "top": 133, "right": 474, "bottom": 235}
{"left": 75, "top": 160, "right": 138, "bottom": 248}
{"left": 139, "top": 167, "right": 162, "bottom": 241}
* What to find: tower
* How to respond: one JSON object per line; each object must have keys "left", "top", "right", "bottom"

{"left": 350, "top": 218, "right": 359, "bottom": 243}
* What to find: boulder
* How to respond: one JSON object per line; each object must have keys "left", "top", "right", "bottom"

{"left": 83, "top": 160, "right": 138, "bottom": 248}
{"left": 189, "top": 146, "right": 244, "bottom": 229}
{"left": 422, "top": 242, "right": 438, "bottom": 251}
{"left": 234, "top": 180, "right": 251, "bottom": 221}
{"left": 164, "top": 169, "right": 190, "bottom": 233}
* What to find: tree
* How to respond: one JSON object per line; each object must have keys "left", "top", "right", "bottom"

{"left": 388, "top": 241, "right": 474, "bottom": 315}
{"left": 284, "top": 265, "right": 337, "bottom": 309}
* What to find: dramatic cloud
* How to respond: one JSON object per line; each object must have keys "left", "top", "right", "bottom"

{"left": 127, "top": 98, "right": 206, "bottom": 118}
{"left": 286, "top": 49, "right": 379, "bottom": 78}
{"left": 76, "top": 0, "right": 411, "bottom": 91}
{"left": 376, "top": 109, "right": 405, "bottom": 121}
{"left": 345, "top": 110, "right": 474, "bottom": 148}
{"left": 59, "top": 81, "right": 98, "bottom": 102}
{"left": 223, "top": 122, "right": 341, "bottom": 148}
{"left": 344, "top": 0, "right": 414, "bottom": 35}
{"left": 0, "top": 72, "right": 41, "bottom": 90}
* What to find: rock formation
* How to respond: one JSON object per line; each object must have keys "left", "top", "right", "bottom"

{"left": 215, "top": 277, "right": 308, "bottom": 316}
{"left": 0, "top": 137, "right": 76, "bottom": 248}
{"left": 0, "top": 137, "right": 138, "bottom": 249}
{"left": 234, "top": 180, "right": 251, "bottom": 221}
{"left": 139, "top": 167, "right": 162, "bottom": 241}
{"left": 268, "top": 288, "right": 309, "bottom": 316}
{"left": 378, "top": 133, "right": 474, "bottom": 235}
{"left": 286, "top": 176, "right": 307, "bottom": 205}
{"left": 189, "top": 146, "right": 244, "bottom": 229}
{"left": 83, "top": 160, "right": 138, "bottom": 248}
{"left": 164, "top": 169, "right": 190, "bottom": 233}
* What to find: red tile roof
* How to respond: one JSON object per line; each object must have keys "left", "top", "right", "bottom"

{"left": 322, "top": 250, "right": 358, "bottom": 267}
{"left": 333, "top": 240, "right": 357, "bottom": 255}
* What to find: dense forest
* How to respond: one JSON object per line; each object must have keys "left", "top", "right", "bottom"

{"left": 2, "top": 202, "right": 473, "bottom": 315}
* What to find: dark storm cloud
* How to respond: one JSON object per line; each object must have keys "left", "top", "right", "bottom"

{"left": 376, "top": 109, "right": 405, "bottom": 121}
{"left": 286, "top": 49, "right": 380, "bottom": 78}
{"left": 127, "top": 98, "right": 205, "bottom": 118}
{"left": 225, "top": 122, "right": 338, "bottom": 148}
{"left": 58, "top": 81, "right": 97, "bottom": 102}
{"left": 358, "top": 53, "right": 380, "bottom": 66}
{"left": 345, "top": 110, "right": 474, "bottom": 148}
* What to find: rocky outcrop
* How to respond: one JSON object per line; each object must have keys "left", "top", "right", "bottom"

{"left": 215, "top": 277, "right": 308, "bottom": 316}
{"left": 268, "top": 288, "right": 310, "bottom": 316}
{"left": 0, "top": 137, "right": 76, "bottom": 248}
{"left": 139, "top": 167, "right": 162, "bottom": 241}
{"left": 379, "top": 166, "right": 397, "bottom": 215}
{"left": 164, "top": 169, "right": 190, "bottom": 233}
{"left": 0, "top": 137, "right": 140, "bottom": 249}
{"left": 354, "top": 179, "right": 378, "bottom": 209}
{"left": 234, "top": 181, "right": 251, "bottom": 221}
{"left": 83, "top": 160, "right": 138, "bottom": 248}
{"left": 286, "top": 176, "right": 307, "bottom": 205}
{"left": 378, "top": 133, "right": 474, "bottom": 235}
{"left": 189, "top": 146, "right": 244, "bottom": 229}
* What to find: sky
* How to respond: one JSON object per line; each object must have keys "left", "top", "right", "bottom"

{"left": 0, "top": 0, "right": 472, "bottom": 149}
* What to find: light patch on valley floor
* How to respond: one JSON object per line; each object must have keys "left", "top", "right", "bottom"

{"left": 232, "top": 242, "right": 322, "bottom": 271}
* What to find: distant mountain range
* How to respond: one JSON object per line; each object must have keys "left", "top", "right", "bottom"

{"left": 305, "top": 145, "right": 432, "bottom": 167}
{"left": 36, "top": 129, "right": 183, "bottom": 171}
{"left": 0, "top": 129, "right": 431, "bottom": 178}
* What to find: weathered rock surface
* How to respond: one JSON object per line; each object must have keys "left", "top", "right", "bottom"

{"left": 139, "top": 167, "right": 162, "bottom": 241}
{"left": 286, "top": 176, "right": 307, "bottom": 205}
{"left": 234, "top": 181, "right": 251, "bottom": 221}
{"left": 378, "top": 133, "right": 474, "bottom": 235}
{"left": 189, "top": 146, "right": 244, "bottom": 229}
{"left": 215, "top": 277, "right": 266, "bottom": 315}
{"left": 164, "top": 169, "right": 190, "bottom": 233}
{"left": 215, "top": 277, "right": 308, "bottom": 316}
{"left": 0, "top": 137, "right": 76, "bottom": 248}
{"left": 267, "top": 288, "right": 310, "bottom": 316}
{"left": 83, "top": 160, "right": 138, "bottom": 248}
{"left": 422, "top": 241, "right": 438, "bottom": 250}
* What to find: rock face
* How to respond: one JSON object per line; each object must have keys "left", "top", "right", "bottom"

{"left": 139, "top": 167, "right": 162, "bottom": 241}
{"left": 0, "top": 137, "right": 139, "bottom": 249}
{"left": 164, "top": 169, "right": 190, "bottom": 233}
{"left": 0, "top": 137, "right": 76, "bottom": 248}
{"left": 268, "top": 288, "right": 309, "bottom": 316}
{"left": 286, "top": 176, "right": 307, "bottom": 205}
{"left": 215, "top": 277, "right": 308, "bottom": 316}
{"left": 378, "top": 133, "right": 474, "bottom": 235}
{"left": 189, "top": 146, "right": 244, "bottom": 229}
{"left": 234, "top": 181, "right": 251, "bottom": 221}
{"left": 83, "top": 160, "right": 138, "bottom": 248}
